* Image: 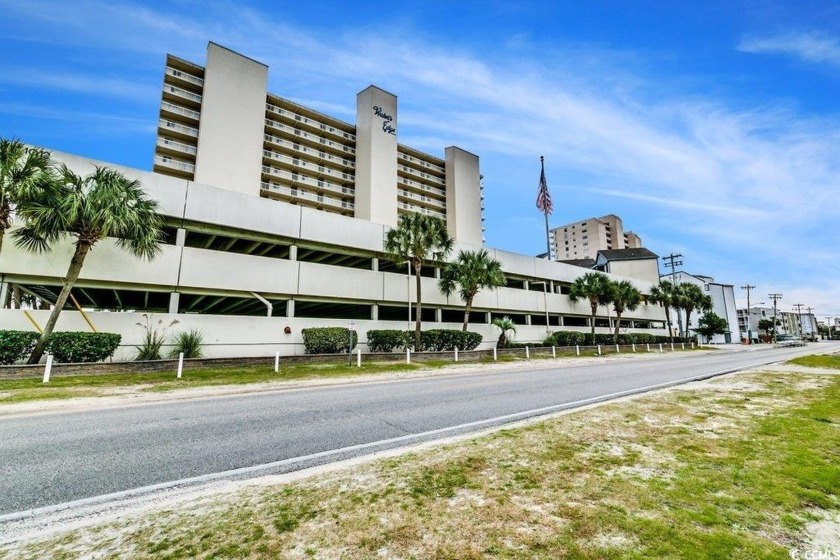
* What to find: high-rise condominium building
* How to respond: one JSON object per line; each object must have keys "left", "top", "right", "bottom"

{"left": 549, "top": 214, "right": 642, "bottom": 260}
{"left": 153, "top": 42, "right": 484, "bottom": 245}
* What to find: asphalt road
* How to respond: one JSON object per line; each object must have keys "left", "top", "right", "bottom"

{"left": 0, "top": 344, "right": 832, "bottom": 517}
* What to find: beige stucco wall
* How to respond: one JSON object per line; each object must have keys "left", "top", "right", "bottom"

{"left": 354, "top": 85, "right": 398, "bottom": 226}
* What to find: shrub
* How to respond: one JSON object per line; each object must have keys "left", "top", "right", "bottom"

{"left": 548, "top": 331, "right": 588, "bottom": 347}
{"left": 418, "top": 329, "right": 482, "bottom": 351}
{"left": 302, "top": 327, "right": 358, "bottom": 354}
{"left": 135, "top": 314, "right": 179, "bottom": 361}
{"left": 46, "top": 332, "right": 121, "bottom": 363}
{"left": 169, "top": 329, "right": 204, "bottom": 359}
{"left": 367, "top": 330, "right": 410, "bottom": 352}
{"left": 0, "top": 330, "right": 39, "bottom": 365}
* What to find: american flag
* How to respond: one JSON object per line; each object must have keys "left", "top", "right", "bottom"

{"left": 536, "top": 156, "right": 553, "bottom": 215}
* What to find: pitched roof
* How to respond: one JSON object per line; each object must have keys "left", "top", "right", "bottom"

{"left": 596, "top": 248, "right": 659, "bottom": 261}
{"left": 559, "top": 258, "right": 597, "bottom": 269}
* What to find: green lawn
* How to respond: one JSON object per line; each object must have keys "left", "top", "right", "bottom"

{"left": 787, "top": 353, "right": 840, "bottom": 370}
{"left": 5, "top": 371, "right": 837, "bottom": 559}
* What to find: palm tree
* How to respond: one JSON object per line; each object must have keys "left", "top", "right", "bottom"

{"left": 648, "top": 280, "right": 678, "bottom": 343}
{"left": 0, "top": 138, "right": 55, "bottom": 255}
{"left": 611, "top": 280, "right": 642, "bottom": 344}
{"left": 384, "top": 213, "right": 453, "bottom": 350}
{"left": 676, "top": 283, "right": 713, "bottom": 340}
{"left": 492, "top": 316, "right": 516, "bottom": 348}
{"left": 568, "top": 272, "right": 613, "bottom": 345}
{"left": 15, "top": 165, "right": 164, "bottom": 364}
{"left": 439, "top": 249, "right": 505, "bottom": 331}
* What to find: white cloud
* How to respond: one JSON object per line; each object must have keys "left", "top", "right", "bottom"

{"left": 738, "top": 31, "right": 840, "bottom": 67}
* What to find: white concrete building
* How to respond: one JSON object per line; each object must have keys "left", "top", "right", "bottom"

{"left": 668, "top": 272, "right": 741, "bottom": 344}
{"left": 0, "top": 43, "right": 671, "bottom": 359}
{"left": 153, "top": 43, "right": 484, "bottom": 246}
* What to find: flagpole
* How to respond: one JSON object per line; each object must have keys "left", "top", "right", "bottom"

{"left": 541, "top": 156, "right": 551, "bottom": 259}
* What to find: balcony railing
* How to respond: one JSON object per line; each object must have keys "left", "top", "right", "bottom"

{"left": 399, "top": 164, "right": 445, "bottom": 186}
{"left": 397, "top": 189, "right": 446, "bottom": 210}
{"left": 160, "top": 101, "right": 200, "bottom": 121}
{"left": 154, "top": 155, "right": 195, "bottom": 174}
{"left": 398, "top": 201, "right": 445, "bottom": 220}
{"left": 157, "top": 137, "right": 197, "bottom": 156}
{"left": 158, "top": 118, "right": 199, "bottom": 137}
{"left": 260, "top": 181, "right": 354, "bottom": 211}
{"left": 164, "top": 66, "right": 204, "bottom": 87}
{"left": 262, "top": 150, "right": 354, "bottom": 183}
{"left": 398, "top": 151, "right": 445, "bottom": 174}
{"left": 263, "top": 134, "right": 355, "bottom": 169}
{"left": 163, "top": 84, "right": 202, "bottom": 104}
{"left": 265, "top": 103, "right": 356, "bottom": 143}
{"left": 264, "top": 118, "right": 356, "bottom": 156}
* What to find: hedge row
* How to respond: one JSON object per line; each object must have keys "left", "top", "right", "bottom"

{"left": 0, "top": 331, "right": 121, "bottom": 364}
{"left": 544, "top": 331, "right": 696, "bottom": 346}
{"left": 301, "top": 327, "right": 358, "bottom": 354}
{"left": 366, "top": 329, "right": 482, "bottom": 352}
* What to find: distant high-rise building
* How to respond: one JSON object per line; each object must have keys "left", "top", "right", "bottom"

{"left": 549, "top": 214, "right": 642, "bottom": 260}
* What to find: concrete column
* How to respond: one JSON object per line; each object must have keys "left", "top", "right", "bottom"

{"left": 434, "top": 267, "right": 441, "bottom": 279}
{"left": 558, "top": 316, "right": 565, "bottom": 326}
{"left": 0, "top": 279, "right": 8, "bottom": 309}
{"left": 287, "top": 299, "right": 295, "bottom": 318}
{"left": 435, "top": 308, "right": 443, "bottom": 323}
{"left": 168, "top": 292, "right": 180, "bottom": 314}
{"left": 355, "top": 85, "right": 398, "bottom": 227}
{"left": 485, "top": 311, "right": 492, "bottom": 324}
{"left": 444, "top": 146, "right": 482, "bottom": 245}
{"left": 371, "top": 257, "right": 379, "bottom": 271}
{"left": 523, "top": 280, "right": 529, "bottom": 291}
{"left": 371, "top": 304, "right": 378, "bottom": 320}
{"left": 289, "top": 245, "right": 298, "bottom": 261}
{"left": 175, "top": 228, "right": 187, "bottom": 247}
{"left": 194, "top": 42, "right": 268, "bottom": 196}
{"left": 526, "top": 315, "right": 532, "bottom": 326}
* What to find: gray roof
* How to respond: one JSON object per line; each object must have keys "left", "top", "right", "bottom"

{"left": 559, "top": 258, "right": 597, "bottom": 269}
{"left": 596, "top": 248, "right": 659, "bottom": 261}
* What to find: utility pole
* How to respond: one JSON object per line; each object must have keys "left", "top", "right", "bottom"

{"left": 662, "top": 253, "right": 683, "bottom": 338}
{"left": 740, "top": 284, "right": 755, "bottom": 344}
{"left": 793, "top": 303, "right": 804, "bottom": 338}
{"left": 769, "top": 293, "right": 782, "bottom": 343}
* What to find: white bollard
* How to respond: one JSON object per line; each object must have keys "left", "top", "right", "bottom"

{"left": 576, "top": 344, "right": 580, "bottom": 356}
{"left": 682, "top": 342, "right": 685, "bottom": 350}
{"left": 493, "top": 347, "right": 497, "bottom": 361}
{"left": 42, "top": 354, "right": 53, "bottom": 384}
{"left": 552, "top": 346, "right": 556, "bottom": 358}
{"left": 691, "top": 342, "right": 695, "bottom": 349}
{"left": 616, "top": 344, "right": 620, "bottom": 353}
{"left": 455, "top": 346, "right": 459, "bottom": 362}
{"left": 646, "top": 343, "right": 650, "bottom": 352}
{"left": 274, "top": 351, "right": 280, "bottom": 372}
{"left": 597, "top": 345, "right": 602, "bottom": 356}
{"left": 632, "top": 343, "right": 636, "bottom": 353}
{"left": 177, "top": 352, "right": 184, "bottom": 379}
{"left": 525, "top": 346, "right": 530, "bottom": 359}
{"left": 406, "top": 348, "right": 411, "bottom": 364}
{"left": 659, "top": 343, "right": 663, "bottom": 353}
{"left": 356, "top": 347, "right": 361, "bottom": 367}
{"left": 670, "top": 343, "right": 675, "bottom": 352}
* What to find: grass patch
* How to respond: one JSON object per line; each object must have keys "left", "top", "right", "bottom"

{"left": 5, "top": 372, "right": 838, "bottom": 558}
{"left": 788, "top": 354, "right": 840, "bottom": 370}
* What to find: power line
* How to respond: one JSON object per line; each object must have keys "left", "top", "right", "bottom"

{"left": 769, "top": 293, "right": 782, "bottom": 343}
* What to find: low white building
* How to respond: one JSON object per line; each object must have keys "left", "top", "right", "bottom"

{"left": 667, "top": 272, "right": 741, "bottom": 344}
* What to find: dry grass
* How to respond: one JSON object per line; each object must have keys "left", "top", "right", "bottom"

{"left": 3, "top": 370, "right": 839, "bottom": 559}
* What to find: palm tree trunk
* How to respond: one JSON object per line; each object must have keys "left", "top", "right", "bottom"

{"left": 462, "top": 296, "right": 473, "bottom": 331}
{"left": 0, "top": 227, "right": 5, "bottom": 256}
{"left": 0, "top": 202, "right": 9, "bottom": 255}
{"left": 11, "top": 284, "right": 20, "bottom": 309}
{"left": 414, "top": 259, "right": 422, "bottom": 351}
{"left": 614, "top": 310, "right": 622, "bottom": 344}
{"left": 27, "top": 243, "right": 91, "bottom": 364}
{"left": 590, "top": 301, "right": 597, "bottom": 345}
{"left": 684, "top": 308, "right": 693, "bottom": 340}
{"left": 664, "top": 307, "right": 673, "bottom": 343}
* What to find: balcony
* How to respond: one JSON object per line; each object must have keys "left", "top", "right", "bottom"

{"left": 263, "top": 134, "right": 355, "bottom": 169}
{"left": 260, "top": 181, "right": 354, "bottom": 211}
{"left": 160, "top": 101, "right": 200, "bottom": 122}
{"left": 397, "top": 189, "right": 446, "bottom": 211}
{"left": 157, "top": 137, "right": 197, "bottom": 156}
{"left": 262, "top": 150, "right": 354, "bottom": 183}
{"left": 398, "top": 201, "right": 445, "bottom": 220}
{"left": 164, "top": 66, "right": 204, "bottom": 89}
{"left": 398, "top": 151, "right": 445, "bottom": 174}
{"left": 154, "top": 155, "right": 195, "bottom": 175}
{"left": 163, "top": 84, "right": 202, "bottom": 106}
{"left": 265, "top": 103, "right": 356, "bottom": 143}
{"left": 264, "top": 118, "right": 356, "bottom": 157}
{"left": 158, "top": 118, "right": 199, "bottom": 138}
{"left": 399, "top": 164, "right": 445, "bottom": 187}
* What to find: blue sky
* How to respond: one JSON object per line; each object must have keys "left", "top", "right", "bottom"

{"left": 2, "top": 0, "right": 839, "bottom": 317}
